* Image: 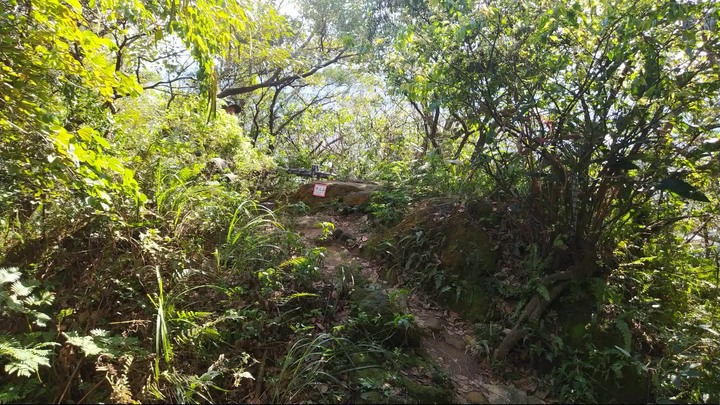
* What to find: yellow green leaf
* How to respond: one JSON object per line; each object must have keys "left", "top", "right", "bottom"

{"left": 77, "top": 126, "right": 94, "bottom": 142}
{"left": 65, "top": 0, "right": 83, "bottom": 13}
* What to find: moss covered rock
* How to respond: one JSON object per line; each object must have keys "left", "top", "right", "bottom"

{"left": 351, "top": 352, "right": 454, "bottom": 404}
{"left": 437, "top": 213, "right": 497, "bottom": 278}
{"left": 400, "top": 376, "right": 454, "bottom": 404}
{"left": 437, "top": 277, "right": 500, "bottom": 322}
{"left": 363, "top": 198, "right": 500, "bottom": 321}
{"left": 349, "top": 286, "right": 421, "bottom": 348}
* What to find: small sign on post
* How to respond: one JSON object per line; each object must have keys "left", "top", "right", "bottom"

{"left": 312, "top": 183, "right": 328, "bottom": 197}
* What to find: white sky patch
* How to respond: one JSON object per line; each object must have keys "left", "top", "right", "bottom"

{"left": 276, "top": 0, "right": 300, "bottom": 18}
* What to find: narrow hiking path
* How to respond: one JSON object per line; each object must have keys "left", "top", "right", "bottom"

{"left": 291, "top": 210, "right": 551, "bottom": 404}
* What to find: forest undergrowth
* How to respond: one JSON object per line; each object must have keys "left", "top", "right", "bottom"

{"left": 2, "top": 0, "right": 720, "bottom": 403}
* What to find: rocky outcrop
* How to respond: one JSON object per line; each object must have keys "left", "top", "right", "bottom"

{"left": 350, "top": 347, "right": 455, "bottom": 405}
{"left": 363, "top": 198, "right": 500, "bottom": 322}
{"left": 290, "top": 181, "right": 379, "bottom": 211}
{"left": 349, "top": 285, "right": 421, "bottom": 348}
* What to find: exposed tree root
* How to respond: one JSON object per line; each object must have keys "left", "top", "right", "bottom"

{"left": 493, "top": 280, "right": 572, "bottom": 361}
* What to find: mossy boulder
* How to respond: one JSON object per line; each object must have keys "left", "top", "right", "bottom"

{"left": 481, "top": 383, "right": 528, "bottom": 404}
{"left": 344, "top": 190, "right": 376, "bottom": 206}
{"left": 333, "top": 260, "right": 371, "bottom": 292}
{"left": 362, "top": 197, "right": 456, "bottom": 255}
{"left": 400, "top": 377, "right": 454, "bottom": 404}
{"left": 436, "top": 278, "right": 499, "bottom": 321}
{"left": 351, "top": 351, "right": 454, "bottom": 404}
{"left": 363, "top": 198, "right": 500, "bottom": 321}
{"left": 349, "top": 286, "right": 421, "bottom": 348}
{"left": 437, "top": 213, "right": 497, "bottom": 278}
{"left": 290, "top": 181, "right": 379, "bottom": 212}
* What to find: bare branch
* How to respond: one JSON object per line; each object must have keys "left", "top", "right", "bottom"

{"left": 143, "top": 76, "right": 195, "bottom": 90}
{"left": 217, "top": 51, "right": 353, "bottom": 98}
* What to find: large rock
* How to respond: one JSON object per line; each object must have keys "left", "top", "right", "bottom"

{"left": 363, "top": 198, "right": 500, "bottom": 321}
{"left": 401, "top": 377, "right": 454, "bottom": 404}
{"left": 290, "top": 181, "right": 379, "bottom": 211}
{"left": 351, "top": 351, "right": 454, "bottom": 404}
{"left": 437, "top": 213, "right": 497, "bottom": 278}
{"left": 465, "top": 391, "right": 489, "bottom": 404}
{"left": 349, "top": 286, "right": 421, "bottom": 348}
{"left": 437, "top": 277, "right": 499, "bottom": 322}
{"left": 480, "top": 383, "right": 528, "bottom": 404}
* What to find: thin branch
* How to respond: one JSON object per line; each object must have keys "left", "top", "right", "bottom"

{"left": 143, "top": 76, "right": 195, "bottom": 90}
{"left": 217, "top": 51, "right": 353, "bottom": 98}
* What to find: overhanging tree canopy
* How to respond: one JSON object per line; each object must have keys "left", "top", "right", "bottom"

{"left": 383, "top": 0, "right": 720, "bottom": 358}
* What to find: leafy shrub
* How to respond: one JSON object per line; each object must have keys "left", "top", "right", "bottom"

{"left": 367, "top": 186, "right": 413, "bottom": 227}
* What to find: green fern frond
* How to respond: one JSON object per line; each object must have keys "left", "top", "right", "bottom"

{"left": 64, "top": 329, "right": 145, "bottom": 360}
{"left": 0, "top": 337, "right": 58, "bottom": 378}
{"left": 161, "top": 367, "right": 221, "bottom": 404}
{"left": 278, "top": 257, "right": 308, "bottom": 270}
{"left": 536, "top": 284, "right": 551, "bottom": 301}
{"left": 174, "top": 327, "right": 202, "bottom": 346}
{"left": 0, "top": 267, "right": 21, "bottom": 285}
{"left": 0, "top": 378, "right": 41, "bottom": 403}
{"left": 174, "top": 310, "right": 213, "bottom": 322}
{"left": 90, "top": 329, "right": 109, "bottom": 337}
{"left": 172, "top": 268, "right": 205, "bottom": 284}
{"left": 174, "top": 325, "right": 222, "bottom": 346}
{"left": 28, "top": 311, "right": 51, "bottom": 328}
{"left": 275, "top": 292, "right": 319, "bottom": 306}
{"left": 433, "top": 271, "right": 443, "bottom": 290}
{"left": 173, "top": 309, "right": 245, "bottom": 347}
{"left": 218, "top": 309, "right": 246, "bottom": 322}
{"left": 10, "top": 281, "right": 34, "bottom": 298}
{"left": 0, "top": 269, "right": 54, "bottom": 327}
{"left": 63, "top": 332, "right": 103, "bottom": 356}
{"left": 22, "top": 291, "right": 55, "bottom": 307}
{"left": 615, "top": 318, "right": 632, "bottom": 353}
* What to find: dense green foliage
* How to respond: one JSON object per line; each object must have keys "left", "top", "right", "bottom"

{"left": 1, "top": 0, "right": 719, "bottom": 403}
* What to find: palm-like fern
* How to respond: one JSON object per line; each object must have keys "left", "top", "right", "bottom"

{"left": 0, "top": 267, "right": 54, "bottom": 328}
{"left": 0, "top": 337, "right": 58, "bottom": 378}
{"left": 0, "top": 267, "right": 58, "bottom": 381}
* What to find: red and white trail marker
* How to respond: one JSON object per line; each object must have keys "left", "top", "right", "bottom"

{"left": 312, "top": 183, "right": 328, "bottom": 197}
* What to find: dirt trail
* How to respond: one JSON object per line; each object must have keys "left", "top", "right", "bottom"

{"left": 292, "top": 212, "right": 549, "bottom": 404}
